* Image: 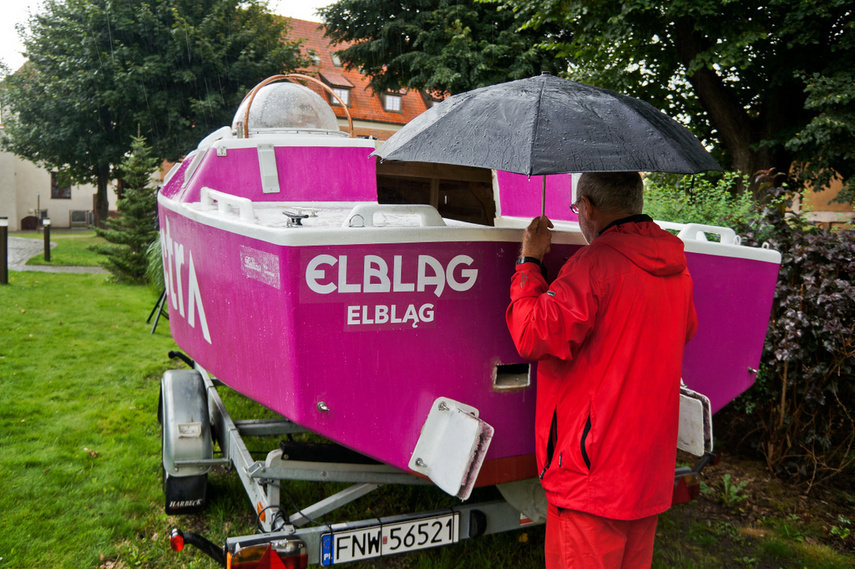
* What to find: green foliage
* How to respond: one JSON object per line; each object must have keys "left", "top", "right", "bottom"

{"left": 500, "top": 0, "right": 855, "bottom": 197}
{"left": 146, "top": 237, "right": 165, "bottom": 293}
{"left": 319, "top": 0, "right": 566, "bottom": 95}
{"left": 0, "top": 0, "right": 309, "bottom": 221}
{"left": 830, "top": 516, "right": 852, "bottom": 542}
{"left": 787, "top": 71, "right": 855, "bottom": 204}
{"left": 647, "top": 169, "right": 854, "bottom": 489}
{"left": 727, "top": 171, "right": 855, "bottom": 488}
{"left": 700, "top": 473, "right": 749, "bottom": 510}
{"left": 91, "top": 135, "right": 159, "bottom": 283}
{"left": 720, "top": 473, "right": 750, "bottom": 508}
{"left": 830, "top": 526, "right": 851, "bottom": 541}
{"left": 644, "top": 172, "right": 756, "bottom": 227}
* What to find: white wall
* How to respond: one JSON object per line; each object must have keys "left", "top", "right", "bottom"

{"left": 0, "top": 148, "right": 17, "bottom": 229}
{"left": 0, "top": 145, "right": 117, "bottom": 231}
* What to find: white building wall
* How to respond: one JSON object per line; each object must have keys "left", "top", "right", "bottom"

{"left": 0, "top": 149, "right": 17, "bottom": 230}
{"left": 0, "top": 145, "right": 117, "bottom": 231}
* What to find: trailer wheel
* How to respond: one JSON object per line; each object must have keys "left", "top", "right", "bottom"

{"left": 157, "top": 384, "right": 163, "bottom": 425}
{"left": 160, "top": 370, "right": 212, "bottom": 515}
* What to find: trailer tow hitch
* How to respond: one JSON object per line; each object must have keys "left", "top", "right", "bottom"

{"left": 170, "top": 528, "right": 226, "bottom": 567}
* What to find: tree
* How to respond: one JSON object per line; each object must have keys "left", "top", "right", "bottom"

{"left": 318, "top": 0, "right": 567, "bottom": 96}
{"left": 501, "top": 0, "right": 855, "bottom": 199}
{"left": 0, "top": 0, "right": 309, "bottom": 223}
{"left": 91, "top": 135, "right": 159, "bottom": 283}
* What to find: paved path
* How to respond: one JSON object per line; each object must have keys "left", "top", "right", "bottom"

{"left": 5, "top": 236, "right": 108, "bottom": 274}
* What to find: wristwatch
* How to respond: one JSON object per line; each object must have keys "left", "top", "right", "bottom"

{"left": 516, "top": 256, "right": 547, "bottom": 278}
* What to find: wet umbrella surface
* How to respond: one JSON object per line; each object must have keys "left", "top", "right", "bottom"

{"left": 373, "top": 74, "right": 721, "bottom": 176}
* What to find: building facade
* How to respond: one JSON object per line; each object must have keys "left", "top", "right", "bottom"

{"left": 0, "top": 131, "right": 114, "bottom": 231}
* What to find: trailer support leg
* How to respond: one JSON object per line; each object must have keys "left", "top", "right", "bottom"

{"left": 287, "top": 483, "right": 381, "bottom": 528}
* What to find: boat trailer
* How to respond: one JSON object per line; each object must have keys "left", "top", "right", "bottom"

{"left": 161, "top": 354, "right": 715, "bottom": 568}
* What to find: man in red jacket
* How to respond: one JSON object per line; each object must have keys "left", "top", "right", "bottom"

{"left": 506, "top": 172, "right": 697, "bottom": 569}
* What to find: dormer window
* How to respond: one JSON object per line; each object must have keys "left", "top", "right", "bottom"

{"left": 331, "top": 87, "right": 350, "bottom": 106}
{"left": 383, "top": 92, "right": 403, "bottom": 113}
{"left": 319, "top": 70, "right": 354, "bottom": 107}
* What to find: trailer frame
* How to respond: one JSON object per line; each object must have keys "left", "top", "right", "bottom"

{"left": 162, "top": 359, "right": 715, "bottom": 568}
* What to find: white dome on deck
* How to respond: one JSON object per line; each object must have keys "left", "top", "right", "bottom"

{"left": 232, "top": 82, "right": 343, "bottom": 137}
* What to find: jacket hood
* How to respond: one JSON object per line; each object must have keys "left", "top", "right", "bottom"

{"left": 598, "top": 220, "right": 687, "bottom": 277}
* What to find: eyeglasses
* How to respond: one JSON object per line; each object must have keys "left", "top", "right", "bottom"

{"left": 569, "top": 195, "right": 594, "bottom": 214}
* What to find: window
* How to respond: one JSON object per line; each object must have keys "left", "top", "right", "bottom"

{"left": 331, "top": 87, "right": 351, "bottom": 106}
{"left": 331, "top": 53, "right": 343, "bottom": 67}
{"left": 383, "top": 93, "right": 403, "bottom": 113}
{"left": 319, "top": 71, "right": 354, "bottom": 107}
{"left": 51, "top": 173, "right": 71, "bottom": 199}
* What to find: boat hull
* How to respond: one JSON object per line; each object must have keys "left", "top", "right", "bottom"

{"left": 158, "top": 196, "right": 779, "bottom": 485}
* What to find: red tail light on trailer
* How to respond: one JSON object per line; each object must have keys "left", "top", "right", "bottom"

{"left": 228, "top": 540, "right": 308, "bottom": 569}
{"left": 672, "top": 472, "right": 701, "bottom": 506}
{"left": 169, "top": 529, "right": 185, "bottom": 552}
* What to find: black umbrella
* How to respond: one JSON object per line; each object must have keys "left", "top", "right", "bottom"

{"left": 373, "top": 73, "right": 721, "bottom": 176}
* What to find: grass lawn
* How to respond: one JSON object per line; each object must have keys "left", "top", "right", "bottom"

{"left": 0, "top": 271, "right": 852, "bottom": 568}
{"left": 18, "top": 230, "right": 106, "bottom": 267}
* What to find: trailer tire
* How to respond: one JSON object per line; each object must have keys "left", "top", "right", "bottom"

{"left": 157, "top": 384, "right": 163, "bottom": 425}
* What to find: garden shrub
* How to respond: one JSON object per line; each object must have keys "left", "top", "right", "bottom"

{"left": 647, "top": 170, "right": 854, "bottom": 489}
{"left": 722, "top": 171, "right": 855, "bottom": 490}
{"left": 91, "top": 135, "right": 160, "bottom": 283}
{"left": 644, "top": 171, "right": 755, "bottom": 228}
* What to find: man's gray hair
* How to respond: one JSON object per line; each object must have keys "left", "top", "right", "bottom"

{"left": 577, "top": 172, "right": 644, "bottom": 215}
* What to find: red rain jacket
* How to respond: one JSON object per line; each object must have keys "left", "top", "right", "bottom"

{"left": 507, "top": 219, "right": 697, "bottom": 520}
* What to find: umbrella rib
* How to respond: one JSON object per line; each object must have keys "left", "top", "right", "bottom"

{"left": 527, "top": 76, "right": 548, "bottom": 177}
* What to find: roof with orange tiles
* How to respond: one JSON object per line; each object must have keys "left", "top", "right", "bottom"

{"left": 285, "top": 18, "right": 433, "bottom": 137}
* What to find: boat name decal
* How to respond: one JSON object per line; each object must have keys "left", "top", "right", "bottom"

{"left": 305, "top": 254, "right": 478, "bottom": 297}
{"left": 305, "top": 253, "right": 477, "bottom": 329}
{"left": 346, "top": 303, "right": 434, "bottom": 328}
{"left": 161, "top": 218, "right": 212, "bottom": 344}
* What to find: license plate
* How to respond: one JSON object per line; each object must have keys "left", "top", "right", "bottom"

{"left": 320, "top": 512, "right": 459, "bottom": 565}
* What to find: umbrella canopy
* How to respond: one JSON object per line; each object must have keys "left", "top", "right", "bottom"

{"left": 373, "top": 74, "right": 721, "bottom": 176}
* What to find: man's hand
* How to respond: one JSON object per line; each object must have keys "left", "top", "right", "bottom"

{"left": 521, "top": 216, "right": 553, "bottom": 260}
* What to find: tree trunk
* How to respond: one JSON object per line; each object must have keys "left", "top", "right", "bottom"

{"left": 95, "top": 167, "right": 110, "bottom": 227}
{"left": 673, "top": 19, "right": 795, "bottom": 198}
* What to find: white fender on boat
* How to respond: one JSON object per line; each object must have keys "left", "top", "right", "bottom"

{"left": 409, "top": 397, "right": 494, "bottom": 500}
{"left": 678, "top": 384, "right": 713, "bottom": 457}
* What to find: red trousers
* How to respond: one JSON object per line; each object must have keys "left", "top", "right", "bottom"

{"left": 545, "top": 504, "right": 658, "bottom": 569}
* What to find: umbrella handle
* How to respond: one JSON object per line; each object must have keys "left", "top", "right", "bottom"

{"left": 541, "top": 176, "right": 546, "bottom": 217}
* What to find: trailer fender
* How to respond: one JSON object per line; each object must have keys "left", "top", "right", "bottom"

{"left": 161, "top": 369, "right": 213, "bottom": 477}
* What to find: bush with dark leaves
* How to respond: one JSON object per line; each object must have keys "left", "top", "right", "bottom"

{"left": 724, "top": 170, "right": 855, "bottom": 490}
